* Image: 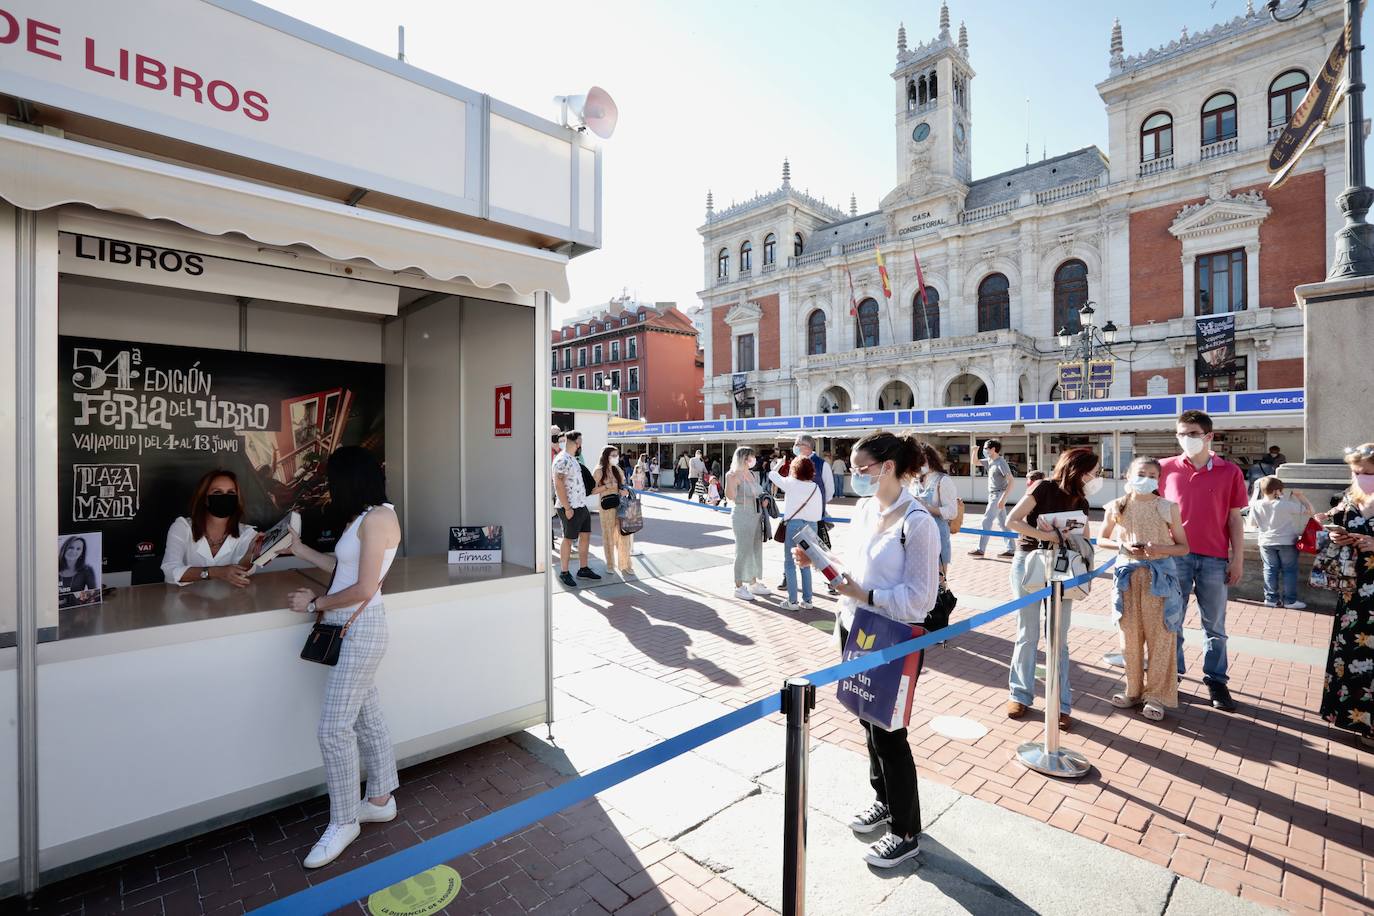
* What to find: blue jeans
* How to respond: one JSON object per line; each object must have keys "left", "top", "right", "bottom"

{"left": 978, "top": 498, "right": 1009, "bottom": 552}
{"left": 784, "top": 519, "right": 813, "bottom": 604}
{"left": 1008, "top": 552, "right": 1074, "bottom": 715}
{"left": 1261, "top": 544, "right": 1299, "bottom": 605}
{"left": 932, "top": 516, "right": 951, "bottom": 565}
{"left": 1173, "top": 553, "right": 1229, "bottom": 684}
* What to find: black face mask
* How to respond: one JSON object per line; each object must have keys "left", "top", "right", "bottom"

{"left": 206, "top": 493, "right": 237, "bottom": 519}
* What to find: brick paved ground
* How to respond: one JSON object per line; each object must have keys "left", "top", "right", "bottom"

{"left": 14, "top": 495, "right": 1372, "bottom": 915}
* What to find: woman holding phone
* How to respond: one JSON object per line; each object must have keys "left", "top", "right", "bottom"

{"left": 1004, "top": 447, "right": 1100, "bottom": 730}
{"left": 793, "top": 430, "right": 939, "bottom": 867}
{"left": 286, "top": 446, "right": 403, "bottom": 868}
{"left": 1317, "top": 443, "right": 1374, "bottom": 750}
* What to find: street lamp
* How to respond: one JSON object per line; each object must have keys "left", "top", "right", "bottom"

{"left": 1057, "top": 301, "right": 1121, "bottom": 400}
{"left": 1268, "top": 0, "right": 1374, "bottom": 277}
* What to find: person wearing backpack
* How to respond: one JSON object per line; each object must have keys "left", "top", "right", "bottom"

{"left": 913, "top": 444, "right": 961, "bottom": 582}
{"left": 1097, "top": 457, "right": 1189, "bottom": 722}
{"left": 792, "top": 430, "right": 939, "bottom": 867}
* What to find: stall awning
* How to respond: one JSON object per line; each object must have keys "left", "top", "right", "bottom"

{"left": 0, "top": 126, "right": 571, "bottom": 302}
{"left": 608, "top": 417, "right": 646, "bottom": 434}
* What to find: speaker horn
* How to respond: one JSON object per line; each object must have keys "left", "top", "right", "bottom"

{"left": 555, "top": 86, "right": 619, "bottom": 139}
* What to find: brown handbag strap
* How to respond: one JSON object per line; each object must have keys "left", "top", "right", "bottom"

{"left": 314, "top": 574, "right": 387, "bottom": 636}
{"left": 784, "top": 483, "right": 819, "bottom": 525}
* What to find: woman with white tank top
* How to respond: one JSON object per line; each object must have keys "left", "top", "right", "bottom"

{"left": 287, "top": 446, "right": 402, "bottom": 869}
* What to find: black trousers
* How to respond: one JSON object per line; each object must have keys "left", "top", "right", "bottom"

{"left": 841, "top": 625, "right": 922, "bottom": 838}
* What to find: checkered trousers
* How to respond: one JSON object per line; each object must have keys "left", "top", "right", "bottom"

{"left": 318, "top": 605, "right": 400, "bottom": 824}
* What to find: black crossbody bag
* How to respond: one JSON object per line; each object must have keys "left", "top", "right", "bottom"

{"left": 300, "top": 577, "right": 385, "bottom": 666}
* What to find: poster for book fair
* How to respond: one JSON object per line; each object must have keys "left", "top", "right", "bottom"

{"left": 448, "top": 527, "right": 503, "bottom": 564}
{"left": 58, "top": 532, "right": 103, "bottom": 610}
{"left": 1195, "top": 314, "right": 1237, "bottom": 379}
{"left": 58, "top": 336, "right": 384, "bottom": 582}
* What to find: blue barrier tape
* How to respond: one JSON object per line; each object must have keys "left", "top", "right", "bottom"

{"left": 261, "top": 554, "right": 1112, "bottom": 914}
{"left": 629, "top": 487, "right": 1020, "bottom": 539}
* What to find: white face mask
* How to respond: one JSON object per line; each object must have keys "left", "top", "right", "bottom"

{"left": 1177, "top": 433, "right": 1208, "bottom": 457}
{"left": 1083, "top": 476, "right": 1104, "bottom": 497}
{"left": 1127, "top": 476, "right": 1158, "bottom": 495}
{"left": 747, "top": 456, "right": 757, "bottom": 468}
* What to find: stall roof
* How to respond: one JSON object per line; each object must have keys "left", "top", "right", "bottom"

{"left": 0, "top": 126, "right": 570, "bottom": 301}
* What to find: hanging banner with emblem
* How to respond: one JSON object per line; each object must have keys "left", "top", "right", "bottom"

{"left": 1088, "top": 359, "right": 1114, "bottom": 400}
{"left": 1058, "top": 362, "right": 1084, "bottom": 400}
{"left": 1269, "top": 15, "right": 1352, "bottom": 188}
{"left": 1195, "top": 314, "right": 1237, "bottom": 379}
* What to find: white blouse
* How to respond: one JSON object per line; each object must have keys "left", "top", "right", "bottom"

{"left": 837, "top": 490, "right": 940, "bottom": 632}
{"left": 768, "top": 470, "right": 825, "bottom": 523}
{"left": 913, "top": 472, "right": 959, "bottom": 520}
{"left": 161, "top": 516, "right": 258, "bottom": 586}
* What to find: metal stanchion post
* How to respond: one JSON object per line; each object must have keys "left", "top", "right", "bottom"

{"left": 1017, "top": 569, "right": 1090, "bottom": 778}
{"left": 781, "top": 677, "right": 815, "bottom": 916}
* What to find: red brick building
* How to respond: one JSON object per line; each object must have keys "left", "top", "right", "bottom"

{"left": 551, "top": 297, "right": 703, "bottom": 422}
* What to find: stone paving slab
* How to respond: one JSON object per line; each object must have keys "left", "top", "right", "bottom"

{"left": 598, "top": 752, "right": 758, "bottom": 840}
{"left": 637, "top": 698, "right": 786, "bottom": 779}
{"left": 555, "top": 663, "right": 701, "bottom": 722}
{"left": 517, "top": 708, "right": 657, "bottom": 773}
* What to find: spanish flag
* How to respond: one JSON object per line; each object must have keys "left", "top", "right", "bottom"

{"left": 874, "top": 247, "right": 892, "bottom": 299}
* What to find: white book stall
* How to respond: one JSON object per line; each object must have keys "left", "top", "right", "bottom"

{"left": 0, "top": 0, "right": 601, "bottom": 894}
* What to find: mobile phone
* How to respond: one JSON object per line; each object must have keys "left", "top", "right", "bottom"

{"left": 1130, "top": 542, "right": 1146, "bottom": 549}
{"left": 1323, "top": 524, "right": 1347, "bottom": 534}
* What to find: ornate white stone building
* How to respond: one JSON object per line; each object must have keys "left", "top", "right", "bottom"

{"left": 697, "top": 1, "right": 1345, "bottom": 421}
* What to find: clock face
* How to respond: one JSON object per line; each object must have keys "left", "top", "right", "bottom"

{"left": 954, "top": 122, "right": 966, "bottom": 143}
{"left": 912, "top": 122, "right": 931, "bottom": 143}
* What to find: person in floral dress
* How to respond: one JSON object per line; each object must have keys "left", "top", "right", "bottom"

{"left": 1317, "top": 443, "right": 1374, "bottom": 750}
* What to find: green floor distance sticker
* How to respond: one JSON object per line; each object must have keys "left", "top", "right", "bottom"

{"left": 366, "top": 864, "right": 462, "bottom": 916}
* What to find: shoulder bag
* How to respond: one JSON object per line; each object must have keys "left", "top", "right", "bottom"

{"left": 936, "top": 473, "right": 966, "bottom": 535}
{"left": 599, "top": 468, "right": 623, "bottom": 510}
{"left": 300, "top": 577, "right": 385, "bottom": 666}
{"left": 898, "top": 505, "right": 954, "bottom": 632}
{"left": 773, "top": 483, "right": 818, "bottom": 543}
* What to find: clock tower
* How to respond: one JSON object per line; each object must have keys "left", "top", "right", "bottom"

{"left": 891, "top": 4, "right": 973, "bottom": 195}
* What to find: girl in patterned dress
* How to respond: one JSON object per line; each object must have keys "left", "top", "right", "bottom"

{"left": 1317, "top": 443, "right": 1374, "bottom": 750}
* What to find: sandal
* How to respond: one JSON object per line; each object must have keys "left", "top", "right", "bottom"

{"left": 1109, "top": 693, "right": 1141, "bottom": 709}
{"left": 1141, "top": 701, "right": 1165, "bottom": 721}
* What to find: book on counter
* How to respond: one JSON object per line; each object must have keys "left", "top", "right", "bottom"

{"left": 449, "top": 526, "right": 503, "bottom": 564}
{"left": 249, "top": 511, "right": 298, "bottom": 569}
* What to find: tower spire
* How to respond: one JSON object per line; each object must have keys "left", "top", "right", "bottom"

{"left": 705, "top": 189, "right": 714, "bottom": 219}
{"left": 781, "top": 158, "right": 791, "bottom": 188}
{"left": 897, "top": 21, "right": 907, "bottom": 53}
{"left": 1110, "top": 17, "right": 1123, "bottom": 67}
{"left": 958, "top": 20, "right": 968, "bottom": 54}
{"left": 939, "top": 2, "right": 951, "bottom": 40}
{"left": 849, "top": 193, "right": 858, "bottom": 217}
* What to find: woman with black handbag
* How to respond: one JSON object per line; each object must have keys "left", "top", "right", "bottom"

{"left": 285, "top": 446, "right": 402, "bottom": 869}
{"left": 593, "top": 446, "right": 634, "bottom": 576}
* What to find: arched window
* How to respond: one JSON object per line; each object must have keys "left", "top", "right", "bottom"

{"left": 1141, "top": 111, "right": 1173, "bottom": 162}
{"left": 855, "top": 299, "right": 881, "bottom": 348}
{"left": 717, "top": 248, "right": 729, "bottom": 279}
{"left": 1201, "top": 92, "right": 1237, "bottom": 145}
{"left": 912, "top": 287, "right": 940, "bottom": 341}
{"left": 907, "top": 80, "right": 917, "bottom": 110}
{"left": 739, "top": 240, "right": 752, "bottom": 272}
{"left": 918, "top": 75, "right": 928, "bottom": 106}
{"left": 977, "top": 273, "right": 1010, "bottom": 332}
{"left": 928, "top": 71, "right": 938, "bottom": 100}
{"left": 1053, "top": 260, "right": 1089, "bottom": 335}
{"left": 1269, "top": 69, "right": 1309, "bottom": 127}
{"left": 763, "top": 233, "right": 776, "bottom": 266}
{"left": 807, "top": 309, "right": 827, "bottom": 355}
{"left": 793, "top": 232, "right": 804, "bottom": 257}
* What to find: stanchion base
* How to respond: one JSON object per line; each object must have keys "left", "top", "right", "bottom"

{"left": 1016, "top": 742, "right": 1090, "bottom": 779}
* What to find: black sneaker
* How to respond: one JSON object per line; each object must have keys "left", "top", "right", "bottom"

{"left": 776, "top": 581, "right": 787, "bottom": 591}
{"left": 558, "top": 571, "right": 577, "bottom": 588}
{"left": 864, "top": 832, "right": 920, "bottom": 868}
{"left": 848, "top": 801, "right": 891, "bottom": 834}
{"left": 576, "top": 567, "right": 602, "bottom": 580}
{"left": 1204, "top": 677, "right": 1237, "bottom": 712}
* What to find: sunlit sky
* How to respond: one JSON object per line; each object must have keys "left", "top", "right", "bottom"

{"left": 263, "top": 0, "right": 1356, "bottom": 321}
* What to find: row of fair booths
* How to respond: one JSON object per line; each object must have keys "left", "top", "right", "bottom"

{"left": 0, "top": 0, "right": 597, "bottom": 895}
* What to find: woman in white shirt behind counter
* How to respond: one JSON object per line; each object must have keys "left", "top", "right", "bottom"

{"left": 161, "top": 469, "right": 259, "bottom": 588}
{"left": 793, "top": 430, "right": 939, "bottom": 869}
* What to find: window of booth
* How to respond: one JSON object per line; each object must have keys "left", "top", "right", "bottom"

{"left": 48, "top": 240, "right": 541, "bottom": 642}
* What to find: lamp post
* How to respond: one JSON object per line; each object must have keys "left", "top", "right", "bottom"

{"left": 1056, "top": 301, "right": 1119, "bottom": 400}
{"left": 1269, "top": 0, "right": 1374, "bottom": 277}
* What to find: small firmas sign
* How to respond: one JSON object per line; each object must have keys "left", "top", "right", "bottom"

{"left": 494, "top": 385, "right": 512, "bottom": 437}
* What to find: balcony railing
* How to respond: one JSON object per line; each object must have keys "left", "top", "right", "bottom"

{"left": 1138, "top": 154, "right": 1175, "bottom": 177}
{"left": 1200, "top": 136, "right": 1238, "bottom": 161}
{"left": 738, "top": 268, "right": 752, "bottom": 279}
{"left": 840, "top": 233, "right": 886, "bottom": 255}
{"left": 761, "top": 263, "right": 776, "bottom": 274}
{"left": 715, "top": 274, "right": 730, "bottom": 286}
{"left": 787, "top": 251, "right": 827, "bottom": 268}
{"left": 1268, "top": 123, "right": 1284, "bottom": 143}
{"left": 1034, "top": 174, "right": 1104, "bottom": 205}
{"left": 960, "top": 199, "right": 1020, "bottom": 224}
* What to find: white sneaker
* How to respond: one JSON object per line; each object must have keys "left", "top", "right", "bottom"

{"left": 799, "top": 601, "right": 815, "bottom": 610}
{"left": 1264, "top": 600, "right": 1279, "bottom": 607}
{"left": 1286, "top": 601, "right": 1307, "bottom": 610}
{"left": 749, "top": 583, "right": 771, "bottom": 596}
{"left": 358, "top": 795, "right": 397, "bottom": 824}
{"left": 303, "top": 822, "right": 360, "bottom": 868}
{"left": 734, "top": 586, "right": 755, "bottom": 600}
{"left": 779, "top": 601, "right": 800, "bottom": 611}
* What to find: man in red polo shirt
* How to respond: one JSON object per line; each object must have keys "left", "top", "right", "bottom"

{"left": 1159, "top": 409, "right": 1248, "bottom": 712}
